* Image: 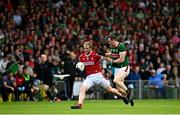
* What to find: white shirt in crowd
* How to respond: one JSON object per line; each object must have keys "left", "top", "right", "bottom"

{"left": 13, "top": 14, "right": 22, "bottom": 26}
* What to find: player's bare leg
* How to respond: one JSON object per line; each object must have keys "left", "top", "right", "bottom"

{"left": 115, "top": 84, "right": 129, "bottom": 104}
{"left": 114, "top": 72, "right": 134, "bottom": 106}
{"left": 105, "top": 86, "right": 122, "bottom": 97}
{"left": 113, "top": 72, "right": 128, "bottom": 94}
{"left": 116, "top": 85, "right": 127, "bottom": 97}
{"left": 71, "top": 84, "right": 88, "bottom": 109}
{"left": 78, "top": 84, "right": 88, "bottom": 105}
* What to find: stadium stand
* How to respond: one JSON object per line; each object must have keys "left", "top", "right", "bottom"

{"left": 0, "top": 0, "right": 179, "bottom": 102}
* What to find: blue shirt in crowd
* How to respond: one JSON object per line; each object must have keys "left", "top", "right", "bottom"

{"left": 148, "top": 74, "right": 164, "bottom": 88}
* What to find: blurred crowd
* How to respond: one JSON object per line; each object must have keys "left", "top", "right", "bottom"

{"left": 0, "top": 0, "right": 179, "bottom": 102}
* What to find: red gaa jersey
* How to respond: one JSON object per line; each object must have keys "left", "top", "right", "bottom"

{"left": 79, "top": 51, "right": 103, "bottom": 76}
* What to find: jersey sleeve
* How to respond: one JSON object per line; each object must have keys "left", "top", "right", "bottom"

{"left": 119, "top": 43, "right": 127, "bottom": 52}
{"left": 95, "top": 53, "right": 103, "bottom": 61}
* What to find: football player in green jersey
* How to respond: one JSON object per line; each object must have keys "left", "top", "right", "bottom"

{"left": 104, "top": 36, "right": 134, "bottom": 106}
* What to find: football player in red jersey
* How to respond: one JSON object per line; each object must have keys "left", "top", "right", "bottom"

{"left": 71, "top": 41, "right": 123, "bottom": 109}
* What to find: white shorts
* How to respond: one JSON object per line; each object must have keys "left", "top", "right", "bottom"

{"left": 114, "top": 66, "right": 130, "bottom": 79}
{"left": 82, "top": 72, "right": 109, "bottom": 90}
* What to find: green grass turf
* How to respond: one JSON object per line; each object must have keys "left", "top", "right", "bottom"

{"left": 0, "top": 99, "right": 179, "bottom": 114}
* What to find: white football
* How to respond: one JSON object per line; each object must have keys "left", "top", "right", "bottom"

{"left": 76, "top": 62, "right": 85, "bottom": 71}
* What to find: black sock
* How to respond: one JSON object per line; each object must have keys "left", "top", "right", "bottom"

{"left": 122, "top": 97, "right": 129, "bottom": 104}
{"left": 126, "top": 90, "right": 131, "bottom": 99}
{"left": 46, "top": 91, "right": 54, "bottom": 100}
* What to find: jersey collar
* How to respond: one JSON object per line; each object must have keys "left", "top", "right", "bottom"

{"left": 85, "top": 51, "right": 93, "bottom": 57}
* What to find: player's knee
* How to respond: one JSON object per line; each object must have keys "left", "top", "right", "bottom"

{"left": 80, "top": 86, "right": 87, "bottom": 93}
{"left": 114, "top": 73, "right": 126, "bottom": 82}
{"left": 106, "top": 87, "right": 113, "bottom": 93}
{"left": 110, "top": 88, "right": 117, "bottom": 93}
{"left": 113, "top": 79, "right": 119, "bottom": 84}
{"left": 119, "top": 81, "right": 125, "bottom": 87}
{"left": 114, "top": 78, "right": 124, "bottom": 85}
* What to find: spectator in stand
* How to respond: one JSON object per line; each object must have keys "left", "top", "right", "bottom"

{"left": 139, "top": 58, "right": 149, "bottom": 80}
{"left": 161, "top": 64, "right": 176, "bottom": 87}
{"left": 14, "top": 48, "right": 24, "bottom": 64}
{"left": 127, "top": 48, "right": 136, "bottom": 68}
{"left": 0, "top": 54, "right": 9, "bottom": 75}
{"left": 126, "top": 66, "right": 141, "bottom": 88}
{"left": 173, "top": 48, "right": 179, "bottom": 87}
{"left": 12, "top": 10, "right": 22, "bottom": 27}
{"left": 137, "top": 43, "right": 146, "bottom": 62}
{"left": 14, "top": 68, "right": 25, "bottom": 101}
{"left": 156, "top": 62, "right": 165, "bottom": 74}
{"left": 1, "top": 72, "right": 18, "bottom": 102}
{"left": 22, "top": 66, "right": 33, "bottom": 100}
{"left": 147, "top": 69, "right": 167, "bottom": 99}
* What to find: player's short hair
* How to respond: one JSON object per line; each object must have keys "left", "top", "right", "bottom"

{"left": 105, "top": 34, "right": 117, "bottom": 42}
{"left": 111, "top": 34, "right": 118, "bottom": 40}
{"left": 84, "top": 41, "right": 93, "bottom": 48}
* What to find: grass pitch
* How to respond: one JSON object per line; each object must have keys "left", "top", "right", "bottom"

{"left": 0, "top": 99, "right": 179, "bottom": 114}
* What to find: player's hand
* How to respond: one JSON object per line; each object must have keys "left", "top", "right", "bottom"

{"left": 75, "top": 68, "right": 86, "bottom": 78}
{"left": 105, "top": 49, "right": 111, "bottom": 56}
{"left": 103, "top": 57, "right": 113, "bottom": 63}
{"left": 76, "top": 67, "right": 81, "bottom": 71}
{"left": 105, "top": 52, "right": 111, "bottom": 56}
